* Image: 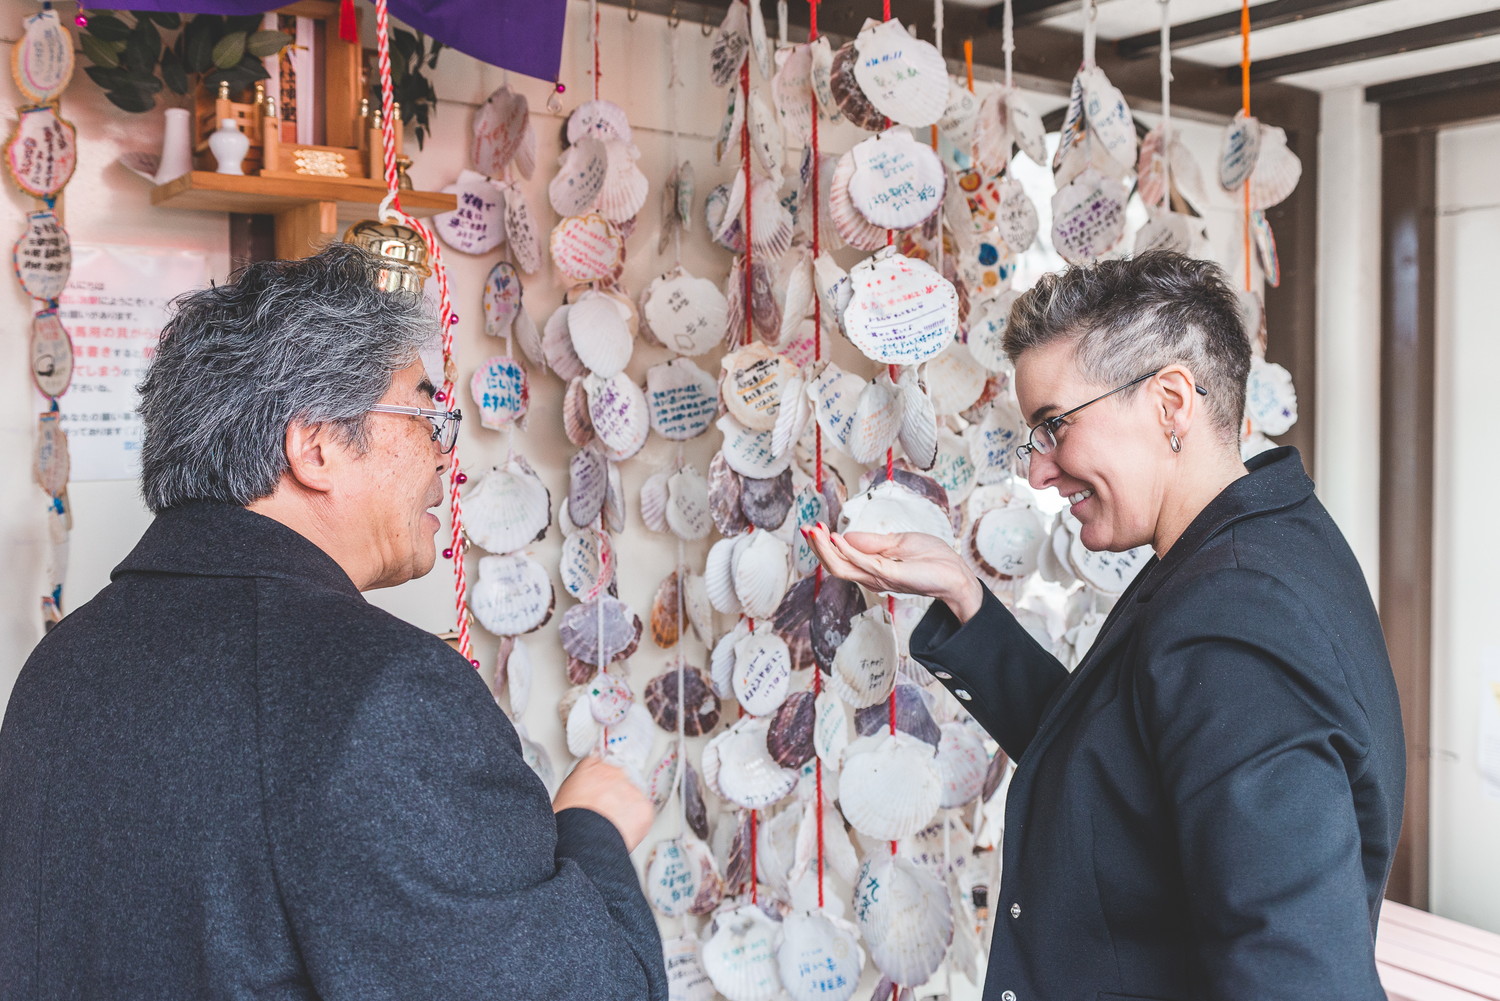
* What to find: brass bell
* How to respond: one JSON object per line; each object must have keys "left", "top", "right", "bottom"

{"left": 341, "top": 219, "right": 432, "bottom": 295}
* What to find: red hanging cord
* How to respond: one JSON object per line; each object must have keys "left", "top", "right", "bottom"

{"left": 808, "top": 0, "right": 828, "bottom": 911}
{"left": 593, "top": 2, "right": 602, "bottom": 102}
{"left": 1240, "top": 0, "right": 1252, "bottom": 291}
{"left": 750, "top": 808, "right": 759, "bottom": 902}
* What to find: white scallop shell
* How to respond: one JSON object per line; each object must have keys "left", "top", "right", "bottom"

{"left": 596, "top": 139, "right": 649, "bottom": 223}
{"left": 937, "top": 80, "right": 982, "bottom": 158}
{"left": 813, "top": 252, "right": 852, "bottom": 337}
{"left": 840, "top": 480, "right": 957, "bottom": 552}
{"left": 777, "top": 912, "right": 864, "bottom": 1001}
{"left": 565, "top": 690, "right": 603, "bottom": 758}
{"left": 971, "top": 86, "right": 1014, "bottom": 176}
{"left": 847, "top": 130, "right": 946, "bottom": 231}
{"left": 705, "top": 536, "right": 744, "bottom": 616}
{"left": 773, "top": 43, "right": 815, "bottom": 146}
{"left": 602, "top": 702, "right": 657, "bottom": 777}
{"left": 548, "top": 136, "right": 608, "bottom": 217}
{"left": 721, "top": 342, "right": 792, "bottom": 432}
{"left": 1220, "top": 110, "right": 1261, "bottom": 191}
{"left": 503, "top": 183, "right": 542, "bottom": 274}
{"left": 935, "top": 722, "right": 989, "bottom": 808}
{"left": 1134, "top": 209, "right": 1199, "bottom": 256}
{"left": 930, "top": 428, "right": 978, "bottom": 503}
{"left": 513, "top": 307, "right": 545, "bottom": 367}
{"left": 749, "top": 177, "right": 795, "bottom": 259}
{"left": 853, "top": 854, "right": 954, "bottom": 986}
{"left": 779, "top": 247, "right": 815, "bottom": 344}
{"left": 709, "top": 622, "right": 749, "bottom": 703}
{"left": 809, "top": 36, "right": 840, "bottom": 120}
{"left": 642, "top": 268, "right": 730, "bottom": 357}
{"left": 482, "top": 260, "right": 523, "bottom": 337}
{"left": 703, "top": 905, "right": 783, "bottom": 1001}
{"left": 646, "top": 746, "right": 678, "bottom": 808}
{"left": 808, "top": 362, "right": 865, "bottom": 456}
{"left": 567, "top": 99, "right": 632, "bottom": 145}
{"left": 847, "top": 374, "right": 905, "bottom": 465}
{"left": 716, "top": 717, "right": 800, "bottom": 810}
{"left": 549, "top": 213, "right": 624, "bottom": 285}
{"left": 829, "top": 148, "right": 888, "bottom": 252}
{"left": 996, "top": 178, "right": 1040, "bottom": 255}
{"left": 717, "top": 414, "right": 795, "bottom": 479}
{"left": 585, "top": 372, "right": 649, "bottom": 461}
{"left": 1248, "top": 123, "right": 1302, "bottom": 211}
{"left": 771, "top": 373, "right": 811, "bottom": 461}
{"left": 684, "top": 572, "right": 715, "bottom": 646}
{"left": 749, "top": 93, "right": 783, "bottom": 179}
{"left": 666, "top": 466, "right": 713, "bottom": 541}
{"left": 968, "top": 397, "right": 1026, "bottom": 485}
{"left": 560, "top": 526, "right": 613, "bottom": 601}
{"left": 647, "top": 836, "right": 723, "bottom": 918}
{"left": 732, "top": 530, "right": 792, "bottom": 621}
{"left": 851, "top": 18, "right": 948, "bottom": 128}
{"left": 1080, "top": 65, "right": 1137, "bottom": 171}
{"left": 543, "top": 305, "right": 587, "bottom": 383}
{"left": 1008, "top": 88, "right": 1048, "bottom": 166}
{"left": 732, "top": 628, "right": 792, "bottom": 716}
{"left": 829, "top": 605, "right": 899, "bottom": 709}
{"left": 840, "top": 732, "right": 941, "bottom": 840}
{"left": 646, "top": 357, "right": 718, "bottom": 442}
{"left": 896, "top": 369, "right": 938, "bottom": 470}
{"left": 1051, "top": 168, "right": 1128, "bottom": 265}
{"left": 469, "top": 554, "right": 555, "bottom": 636}
{"left": 664, "top": 935, "right": 716, "bottom": 1001}
{"left": 843, "top": 250, "right": 959, "bottom": 366}
{"left": 1070, "top": 535, "right": 1153, "bottom": 596}
{"left": 588, "top": 670, "right": 634, "bottom": 726}
{"left": 1245, "top": 356, "right": 1298, "bottom": 436}
{"left": 463, "top": 459, "right": 550, "bottom": 555}
{"left": 569, "top": 289, "right": 634, "bottom": 379}
{"left": 925, "top": 341, "right": 989, "bottom": 416}
{"left": 973, "top": 505, "right": 1044, "bottom": 579}
{"left": 434, "top": 170, "right": 506, "bottom": 255}
{"left": 967, "top": 289, "right": 1020, "bottom": 373}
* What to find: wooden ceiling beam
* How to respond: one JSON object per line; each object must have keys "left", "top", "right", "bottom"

{"left": 1116, "top": 0, "right": 1388, "bottom": 61}
{"left": 1233, "top": 8, "right": 1500, "bottom": 83}
{"left": 1365, "top": 60, "right": 1500, "bottom": 105}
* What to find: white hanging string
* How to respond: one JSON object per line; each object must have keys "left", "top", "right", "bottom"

{"left": 1081, "top": 0, "right": 1098, "bottom": 69}
{"left": 1003, "top": 0, "right": 1015, "bottom": 89}
{"left": 943, "top": 814, "right": 954, "bottom": 997}
{"left": 1158, "top": 0, "right": 1173, "bottom": 209}
{"left": 595, "top": 510, "right": 608, "bottom": 757}
{"left": 777, "top": 0, "right": 788, "bottom": 45}
{"left": 669, "top": 16, "right": 685, "bottom": 265}
{"left": 934, "top": 0, "right": 945, "bottom": 276}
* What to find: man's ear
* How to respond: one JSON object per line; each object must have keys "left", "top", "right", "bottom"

{"left": 283, "top": 420, "right": 341, "bottom": 495}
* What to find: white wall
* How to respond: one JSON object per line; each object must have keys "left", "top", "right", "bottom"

{"left": 1428, "top": 118, "right": 1500, "bottom": 935}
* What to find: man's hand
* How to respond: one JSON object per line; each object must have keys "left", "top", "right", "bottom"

{"left": 553, "top": 755, "right": 654, "bottom": 851}
{"left": 803, "top": 526, "right": 983, "bottom": 622}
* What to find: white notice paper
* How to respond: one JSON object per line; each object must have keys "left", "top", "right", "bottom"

{"left": 54, "top": 245, "right": 209, "bottom": 482}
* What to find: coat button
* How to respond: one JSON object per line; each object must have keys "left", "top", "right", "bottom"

{"left": 1010, "top": 903, "right": 1021, "bottom": 919}
{"left": 954, "top": 688, "right": 972, "bottom": 700}
{"left": 934, "top": 671, "right": 953, "bottom": 680}
{"left": 1002, "top": 992, "right": 1017, "bottom": 1001}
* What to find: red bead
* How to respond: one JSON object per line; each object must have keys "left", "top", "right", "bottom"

{"left": 433, "top": 390, "right": 447, "bottom": 402}
{"left": 449, "top": 313, "right": 460, "bottom": 325}
{"left": 469, "top": 659, "right": 480, "bottom": 669}
{"left": 455, "top": 472, "right": 468, "bottom": 485}
{"left": 75, "top": 14, "right": 88, "bottom": 26}
{"left": 442, "top": 548, "right": 454, "bottom": 559}
{"left": 556, "top": 82, "right": 567, "bottom": 93}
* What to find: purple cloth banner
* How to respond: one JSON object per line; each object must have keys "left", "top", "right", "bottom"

{"left": 111, "top": 0, "right": 567, "bottom": 82}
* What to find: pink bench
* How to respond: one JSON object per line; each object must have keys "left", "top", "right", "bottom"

{"left": 1378, "top": 900, "right": 1500, "bottom": 1000}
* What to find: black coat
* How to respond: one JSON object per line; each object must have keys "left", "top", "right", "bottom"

{"left": 911, "top": 447, "right": 1404, "bottom": 1001}
{"left": 0, "top": 502, "right": 667, "bottom": 1001}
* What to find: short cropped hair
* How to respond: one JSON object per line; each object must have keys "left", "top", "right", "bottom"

{"left": 1004, "top": 252, "right": 1250, "bottom": 447}
{"left": 137, "top": 243, "right": 435, "bottom": 513}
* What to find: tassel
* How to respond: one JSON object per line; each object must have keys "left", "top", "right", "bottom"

{"left": 339, "top": 0, "right": 358, "bottom": 43}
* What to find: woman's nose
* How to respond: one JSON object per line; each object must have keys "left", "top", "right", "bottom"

{"left": 1026, "top": 450, "right": 1058, "bottom": 491}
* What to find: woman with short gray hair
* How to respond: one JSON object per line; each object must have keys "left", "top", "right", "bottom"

{"left": 805, "top": 251, "right": 1403, "bottom": 1001}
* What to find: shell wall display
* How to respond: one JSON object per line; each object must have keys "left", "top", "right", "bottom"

{"left": 410, "top": 2, "right": 1303, "bottom": 998}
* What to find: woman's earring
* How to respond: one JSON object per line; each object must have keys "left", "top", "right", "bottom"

{"left": 1169, "top": 429, "right": 1182, "bottom": 453}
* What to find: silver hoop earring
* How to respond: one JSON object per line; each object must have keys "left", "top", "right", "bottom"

{"left": 1169, "top": 430, "right": 1181, "bottom": 453}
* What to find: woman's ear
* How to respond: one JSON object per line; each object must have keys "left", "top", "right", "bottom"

{"left": 1151, "top": 365, "right": 1201, "bottom": 435}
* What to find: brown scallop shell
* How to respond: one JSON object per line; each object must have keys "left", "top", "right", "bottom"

{"left": 560, "top": 595, "right": 638, "bottom": 666}
{"left": 750, "top": 260, "right": 781, "bottom": 343}
{"left": 491, "top": 635, "right": 515, "bottom": 700}
{"left": 650, "top": 571, "right": 683, "bottom": 648}
{"left": 709, "top": 451, "right": 751, "bottom": 537}
{"left": 724, "top": 256, "right": 746, "bottom": 348}
{"left": 725, "top": 809, "right": 753, "bottom": 889}
{"left": 855, "top": 683, "right": 941, "bottom": 749}
{"left": 771, "top": 574, "right": 817, "bottom": 672}
{"left": 644, "top": 663, "right": 723, "bottom": 737}
{"left": 566, "top": 654, "right": 597, "bottom": 685}
{"left": 982, "top": 744, "right": 1012, "bottom": 802}
{"left": 568, "top": 445, "right": 609, "bottom": 528}
{"left": 812, "top": 576, "right": 867, "bottom": 670}
{"left": 766, "top": 690, "right": 817, "bottom": 769}
{"left": 740, "top": 467, "right": 794, "bottom": 531}
{"left": 564, "top": 377, "right": 595, "bottom": 448}
{"left": 829, "top": 41, "right": 886, "bottom": 131}
{"left": 870, "top": 463, "right": 951, "bottom": 516}
{"left": 684, "top": 763, "right": 711, "bottom": 841}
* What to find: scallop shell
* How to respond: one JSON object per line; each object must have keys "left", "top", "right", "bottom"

{"left": 841, "top": 732, "right": 941, "bottom": 840}
{"left": 667, "top": 466, "right": 713, "bottom": 541}
{"left": 1252, "top": 208, "right": 1281, "bottom": 287}
{"left": 684, "top": 573, "right": 716, "bottom": 647}
{"left": 1134, "top": 209, "right": 1199, "bottom": 256}
{"left": 1080, "top": 65, "right": 1138, "bottom": 171}
{"left": 602, "top": 702, "right": 657, "bottom": 777}
{"left": 645, "top": 663, "right": 722, "bottom": 736}
{"left": 925, "top": 341, "right": 988, "bottom": 416}
{"left": 1070, "top": 535, "right": 1153, "bottom": 596}
{"left": 707, "top": 180, "right": 746, "bottom": 254}
{"left": 849, "top": 18, "right": 946, "bottom": 127}
{"left": 1008, "top": 88, "right": 1048, "bottom": 166}
{"left": 967, "top": 289, "right": 1020, "bottom": 373}
{"left": 829, "top": 605, "right": 899, "bottom": 709}
{"left": 469, "top": 554, "right": 555, "bottom": 636}
{"left": 651, "top": 566, "right": 682, "bottom": 647}
{"left": 568, "top": 445, "right": 608, "bottom": 528}
{"left": 703, "top": 905, "right": 783, "bottom": 1001}
{"left": 854, "top": 683, "right": 940, "bottom": 748}
{"left": 710, "top": 0, "right": 750, "bottom": 89}
{"left": 766, "top": 690, "right": 817, "bottom": 769}
{"left": 811, "top": 575, "right": 867, "bottom": 670}
{"left": 733, "top": 628, "right": 793, "bottom": 717}
{"left": 496, "top": 635, "right": 534, "bottom": 715}
{"left": 839, "top": 479, "right": 957, "bottom": 552}
{"left": 808, "top": 362, "right": 864, "bottom": 456}
{"left": 1245, "top": 357, "right": 1298, "bottom": 436}
{"left": 13, "top": 10, "right": 74, "bottom": 105}
{"left": 1051, "top": 168, "right": 1128, "bottom": 265}
{"left": 996, "top": 178, "right": 1039, "bottom": 255}
{"left": 1220, "top": 110, "right": 1261, "bottom": 191}
{"left": 809, "top": 37, "right": 840, "bottom": 120}
{"left": 732, "top": 530, "right": 792, "bottom": 621}
{"left": 722, "top": 342, "right": 792, "bottom": 432}
{"left": 1248, "top": 123, "right": 1302, "bottom": 211}
{"left": 829, "top": 40, "right": 886, "bottom": 131}
{"left": 935, "top": 722, "right": 989, "bottom": 808}
{"left": 462, "top": 458, "right": 551, "bottom": 554}
{"left": 560, "top": 526, "right": 613, "bottom": 600}
{"left": 844, "top": 250, "right": 959, "bottom": 366}
{"left": 705, "top": 536, "right": 744, "bottom": 617}
{"left": 968, "top": 399, "right": 1025, "bottom": 485}
{"left": 503, "top": 184, "right": 542, "bottom": 274}
{"left": 771, "top": 576, "right": 816, "bottom": 672}
{"left": 1136, "top": 124, "right": 1171, "bottom": 210}
{"left": 748, "top": 93, "right": 783, "bottom": 179}
{"left": 664, "top": 936, "right": 716, "bottom": 1001}
{"left": 829, "top": 148, "right": 888, "bottom": 252}
{"left": 549, "top": 213, "right": 624, "bottom": 286}
{"left": 563, "top": 377, "right": 595, "bottom": 448}
{"left": 565, "top": 691, "right": 603, "bottom": 758}
{"left": 709, "top": 452, "right": 751, "bottom": 538}
{"left": 646, "top": 357, "right": 718, "bottom": 442}
{"left": 481, "top": 260, "right": 523, "bottom": 337}
{"left": 14, "top": 212, "right": 70, "bottom": 302}
{"left": 567, "top": 99, "right": 633, "bottom": 145}
{"left": 773, "top": 43, "right": 815, "bottom": 146}
{"left": 749, "top": 178, "right": 795, "bottom": 260}
{"left": 740, "top": 468, "right": 794, "bottom": 531}
{"left": 514, "top": 308, "right": 545, "bottom": 367}
{"left": 543, "top": 305, "right": 587, "bottom": 383}
{"left": 937, "top": 80, "right": 982, "bottom": 159}
{"left": 596, "top": 139, "right": 650, "bottom": 223}
{"left": 568, "top": 290, "right": 634, "bottom": 379}
{"left": 847, "top": 374, "right": 905, "bottom": 465}
{"left": 717, "top": 414, "right": 794, "bottom": 479}
{"left": 778, "top": 248, "right": 815, "bottom": 345}
{"left": 813, "top": 691, "right": 851, "bottom": 769}
{"left": 588, "top": 671, "right": 634, "bottom": 726}
{"left": 896, "top": 369, "right": 938, "bottom": 470}
{"left": 548, "top": 136, "right": 608, "bottom": 217}
{"left": 777, "top": 912, "right": 864, "bottom": 1001}
{"left": 853, "top": 853, "right": 954, "bottom": 986}
{"left": 641, "top": 268, "right": 729, "bottom": 358}
{"left": 559, "top": 595, "right": 638, "bottom": 666}
{"left": 585, "top": 372, "right": 649, "bottom": 461}
{"left": 715, "top": 85, "right": 746, "bottom": 171}
{"left": 434, "top": 170, "right": 506, "bottom": 255}
{"left": 684, "top": 762, "right": 712, "bottom": 841}
{"left": 716, "top": 716, "right": 800, "bottom": 810}
{"left": 930, "top": 428, "right": 978, "bottom": 504}
{"left": 847, "top": 129, "right": 946, "bottom": 231}
{"left": 770, "top": 373, "right": 811, "bottom": 462}
{"left": 647, "top": 746, "right": 679, "bottom": 808}
{"left": 647, "top": 836, "right": 724, "bottom": 918}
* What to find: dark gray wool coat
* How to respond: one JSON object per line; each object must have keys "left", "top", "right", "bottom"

{"left": 911, "top": 447, "right": 1406, "bottom": 1001}
{"left": 0, "top": 502, "right": 667, "bottom": 1001}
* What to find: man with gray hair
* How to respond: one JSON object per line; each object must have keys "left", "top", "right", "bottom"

{"left": 0, "top": 244, "right": 667, "bottom": 1000}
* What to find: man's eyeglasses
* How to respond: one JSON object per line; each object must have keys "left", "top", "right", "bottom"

{"left": 1015, "top": 371, "right": 1208, "bottom": 462}
{"left": 367, "top": 404, "right": 463, "bottom": 454}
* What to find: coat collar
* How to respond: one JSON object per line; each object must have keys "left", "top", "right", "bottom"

{"left": 113, "top": 501, "right": 360, "bottom": 596}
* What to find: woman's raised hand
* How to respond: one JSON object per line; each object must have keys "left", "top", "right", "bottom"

{"left": 801, "top": 525, "right": 984, "bottom": 623}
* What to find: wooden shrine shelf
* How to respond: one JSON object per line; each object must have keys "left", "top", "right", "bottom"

{"left": 150, "top": 172, "right": 457, "bottom": 260}
{"left": 150, "top": 171, "right": 455, "bottom": 217}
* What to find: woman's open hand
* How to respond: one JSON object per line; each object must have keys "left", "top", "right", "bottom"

{"left": 802, "top": 525, "right": 983, "bottom": 622}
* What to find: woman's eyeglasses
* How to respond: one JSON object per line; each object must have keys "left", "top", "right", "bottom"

{"left": 1015, "top": 372, "right": 1208, "bottom": 462}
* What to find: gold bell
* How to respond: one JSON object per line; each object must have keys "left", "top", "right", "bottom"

{"left": 341, "top": 219, "right": 432, "bottom": 295}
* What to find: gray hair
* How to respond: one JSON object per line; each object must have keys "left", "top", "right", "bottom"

{"left": 1004, "top": 251, "right": 1250, "bottom": 447}
{"left": 137, "top": 243, "right": 436, "bottom": 513}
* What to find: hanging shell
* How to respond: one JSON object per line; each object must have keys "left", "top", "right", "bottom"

{"left": 853, "top": 854, "right": 954, "bottom": 986}
{"left": 568, "top": 445, "right": 609, "bottom": 528}
{"left": 646, "top": 836, "right": 724, "bottom": 918}
{"left": 847, "top": 129, "right": 946, "bottom": 230}
{"left": 1219, "top": 110, "right": 1261, "bottom": 191}
{"left": 702, "top": 905, "right": 783, "bottom": 1001}
{"left": 934, "top": 721, "right": 989, "bottom": 808}
{"left": 839, "top": 479, "right": 957, "bottom": 553}
{"left": 548, "top": 137, "right": 608, "bottom": 217}
{"left": 811, "top": 576, "right": 867, "bottom": 670}
{"left": 733, "top": 628, "right": 793, "bottom": 717}
{"left": 585, "top": 372, "right": 650, "bottom": 461}
{"left": 705, "top": 536, "right": 744, "bottom": 618}
{"left": 646, "top": 357, "right": 718, "bottom": 442}
{"left": 740, "top": 468, "right": 794, "bottom": 532}
{"left": 709, "top": 452, "right": 751, "bottom": 538}
{"left": 463, "top": 458, "right": 551, "bottom": 555}
{"left": 645, "top": 663, "right": 722, "bottom": 736}
{"left": 771, "top": 575, "right": 817, "bottom": 672}
{"left": 732, "top": 530, "right": 792, "bottom": 621}
{"left": 559, "top": 595, "right": 639, "bottom": 666}
{"left": 469, "top": 554, "right": 555, "bottom": 636}
{"left": 559, "top": 526, "right": 613, "bottom": 601}
{"left": 715, "top": 717, "right": 800, "bottom": 810}
{"left": 843, "top": 249, "right": 959, "bottom": 366}
{"left": 896, "top": 369, "right": 938, "bottom": 470}
{"left": 766, "top": 690, "right": 817, "bottom": 770}
{"left": 722, "top": 342, "right": 793, "bottom": 431}
{"left": 667, "top": 465, "right": 714, "bottom": 541}
{"left": 563, "top": 376, "right": 595, "bottom": 448}
{"left": 640, "top": 471, "right": 670, "bottom": 533}
{"left": 543, "top": 306, "right": 587, "bottom": 383}
{"left": 829, "top": 605, "right": 899, "bottom": 709}
{"left": 846, "top": 374, "right": 905, "bottom": 465}
{"left": 777, "top": 912, "right": 865, "bottom": 1001}
{"left": 854, "top": 683, "right": 940, "bottom": 748}
{"left": 684, "top": 762, "right": 712, "bottom": 840}
{"left": 568, "top": 289, "right": 634, "bottom": 379}
{"left": 650, "top": 571, "right": 683, "bottom": 648}
{"left": 829, "top": 41, "right": 886, "bottom": 131}
{"left": 642, "top": 268, "right": 730, "bottom": 358}
{"left": 717, "top": 414, "right": 794, "bottom": 479}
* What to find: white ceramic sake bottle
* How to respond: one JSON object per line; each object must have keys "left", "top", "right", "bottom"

{"left": 208, "top": 118, "right": 250, "bottom": 176}
{"left": 153, "top": 107, "right": 194, "bottom": 184}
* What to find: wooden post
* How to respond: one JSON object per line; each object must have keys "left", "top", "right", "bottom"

{"left": 273, "top": 200, "right": 338, "bottom": 259}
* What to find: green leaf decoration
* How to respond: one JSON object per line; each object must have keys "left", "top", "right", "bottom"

{"left": 86, "top": 14, "right": 132, "bottom": 43}
{"left": 246, "top": 29, "right": 293, "bottom": 59}
{"left": 80, "top": 32, "right": 121, "bottom": 69}
{"left": 138, "top": 12, "right": 181, "bottom": 29}
{"left": 160, "top": 47, "right": 189, "bottom": 95}
{"left": 212, "top": 31, "right": 246, "bottom": 70}
{"left": 225, "top": 14, "right": 264, "bottom": 33}
{"left": 84, "top": 64, "right": 130, "bottom": 90}
{"left": 129, "top": 16, "right": 162, "bottom": 64}
{"left": 182, "top": 18, "right": 214, "bottom": 75}
{"left": 106, "top": 87, "right": 156, "bottom": 113}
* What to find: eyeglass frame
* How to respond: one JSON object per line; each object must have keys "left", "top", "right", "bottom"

{"left": 367, "top": 403, "right": 464, "bottom": 454}
{"left": 1014, "top": 370, "right": 1208, "bottom": 462}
